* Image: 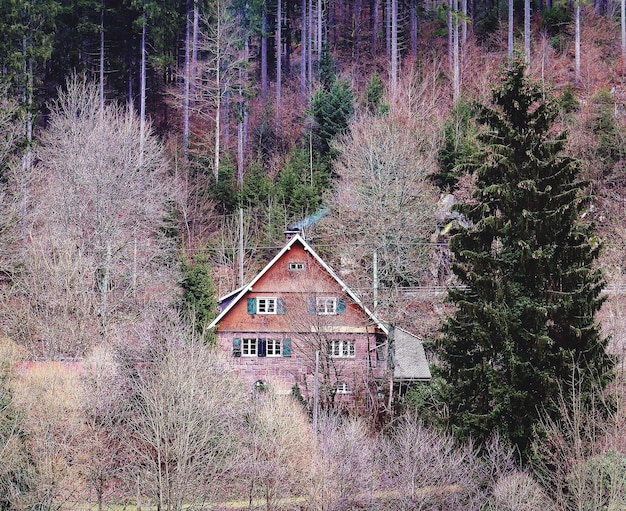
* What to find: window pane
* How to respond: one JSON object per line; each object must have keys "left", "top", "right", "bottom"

{"left": 243, "top": 338, "right": 257, "bottom": 356}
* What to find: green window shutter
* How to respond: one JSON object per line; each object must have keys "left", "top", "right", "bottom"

{"left": 233, "top": 337, "right": 241, "bottom": 357}
{"left": 258, "top": 338, "right": 267, "bottom": 357}
{"left": 277, "top": 298, "right": 286, "bottom": 314}
{"left": 283, "top": 338, "right": 292, "bottom": 357}
{"left": 307, "top": 297, "right": 316, "bottom": 314}
{"left": 337, "top": 298, "right": 346, "bottom": 314}
{"left": 247, "top": 298, "right": 256, "bottom": 314}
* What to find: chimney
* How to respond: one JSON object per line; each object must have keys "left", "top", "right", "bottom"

{"left": 285, "top": 228, "right": 303, "bottom": 242}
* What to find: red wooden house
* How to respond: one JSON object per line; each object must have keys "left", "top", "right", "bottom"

{"left": 209, "top": 231, "right": 430, "bottom": 409}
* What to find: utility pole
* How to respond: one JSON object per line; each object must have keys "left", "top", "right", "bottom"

{"left": 239, "top": 208, "right": 244, "bottom": 287}
{"left": 313, "top": 350, "right": 319, "bottom": 433}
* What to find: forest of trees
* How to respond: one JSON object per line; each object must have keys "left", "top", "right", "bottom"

{"left": 2, "top": 0, "right": 626, "bottom": 509}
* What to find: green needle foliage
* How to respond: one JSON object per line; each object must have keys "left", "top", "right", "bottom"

{"left": 179, "top": 254, "right": 218, "bottom": 343}
{"left": 435, "top": 58, "right": 615, "bottom": 457}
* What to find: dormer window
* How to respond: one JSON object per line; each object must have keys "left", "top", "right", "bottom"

{"left": 289, "top": 261, "right": 305, "bottom": 271}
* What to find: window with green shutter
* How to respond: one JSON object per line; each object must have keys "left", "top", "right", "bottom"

{"left": 247, "top": 298, "right": 257, "bottom": 314}
{"left": 337, "top": 298, "right": 346, "bottom": 314}
{"left": 283, "top": 338, "right": 292, "bottom": 357}
{"left": 233, "top": 337, "right": 242, "bottom": 357}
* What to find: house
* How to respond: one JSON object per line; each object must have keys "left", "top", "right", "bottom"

{"left": 209, "top": 231, "right": 431, "bottom": 410}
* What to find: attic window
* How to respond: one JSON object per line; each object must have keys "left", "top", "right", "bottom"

{"left": 289, "top": 261, "right": 305, "bottom": 271}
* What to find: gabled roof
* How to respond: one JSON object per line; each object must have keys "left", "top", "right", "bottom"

{"left": 209, "top": 233, "right": 388, "bottom": 334}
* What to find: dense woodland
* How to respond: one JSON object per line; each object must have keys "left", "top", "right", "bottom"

{"left": 2, "top": 0, "right": 626, "bottom": 509}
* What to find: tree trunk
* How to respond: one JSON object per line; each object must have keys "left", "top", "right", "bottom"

{"left": 448, "top": 6, "right": 453, "bottom": 68}
{"left": 285, "top": 0, "right": 292, "bottom": 72}
{"left": 508, "top": 0, "right": 514, "bottom": 57}
{"left": 462, "top": 0, "right": 467, "bottom": 44}
{"left": 390, "top": 0, "right": 398, "bottom": 96}
{"left": 317, "top": 0, "right": 322, "bottom": 57}
{"left": 183, "top": 0, "right": 191, "bottom": 157}
{"left": 301, "top": 0, "right": 307, "bottom": 99}
{"left": 410, "top": 0, "right": 418, "bottom": 57}
{"left": 524, "top": 0, "right": 531, "bottom": 62}
{"left": 308, "top": 0, "right": 313, "bottom": 87}
{"left": 386, "top": 0, "right": 391, "bottom": 63}
{"left": 622, "top": 0, "right": 626, "bottom": 59}
{"left": 453, "top": 0, "right": 460, "bottom": 101}
{"left": 261, "top": 2, "right": 268, "bottom": 100}
{"left": 276, "top": 0, "right": 282, "bottom": 109}
{"left": 100, "top": 0, "right": 105, "bottom": 111}
{"left": 575, "top": 2, "right": 581, "bottom": 84}
{"left": 371, "top": 0, "right": 380, "bottom": 53}
{"left": 139, "top": 11, "right": 147, "bottom": 166}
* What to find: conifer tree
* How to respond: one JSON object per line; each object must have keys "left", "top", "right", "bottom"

{"left": 435, "top": 59, "right": 615, "bottom": 455}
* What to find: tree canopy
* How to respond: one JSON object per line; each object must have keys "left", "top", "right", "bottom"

{"left": 435, "top": 58, "right": 616, "bottom": 456}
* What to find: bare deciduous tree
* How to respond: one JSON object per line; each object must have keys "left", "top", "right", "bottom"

{"left": 11, "top": 362, "right": 84, "bottom": 511}
{"left": 128, "top": 321, "right": 246, "bottom": 511}
{"left": 380, "top": 414, "right": 485, "bottom": 510}
{"left": 532, "top": 375, "right": 626, "bottom": 510}
{"left": 242, "top": 392, "right": 313, "bottom": 509}
{"left": 7, "top": 76, "right": 179, "bottom": 357}
{"left": 326, "top": 98, "right": 441, "bottom": 323}
{"left": 309, "top": 416, "right": 378, "bottom": 510}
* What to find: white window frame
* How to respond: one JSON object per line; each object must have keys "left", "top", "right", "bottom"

{"left": 316, "top": 297, "right": 337, "bottom": 315}
{"left": 329, "top": 339, "right": 355, "bottom": 358}
{"left": 335, "top": 382, "right": 351, "bottom": 394}
{"left": 289, "top": 261, "right": 305, "bottom": 270}
{"left": 242, "top": 337, "right": 258, "bottom": 357}
{"left": 257, "top": 297, "right": 277, "bottom": 314}
{"left": 266, "top": 338, "right": 282, "bottom": 357}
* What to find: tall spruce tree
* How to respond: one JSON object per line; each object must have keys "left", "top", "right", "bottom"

{"left": 435, "top": 59, "right": 615, "bottom": 455}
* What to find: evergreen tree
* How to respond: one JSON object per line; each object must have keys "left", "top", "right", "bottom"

{"left": 433, "top": 100, "right": 477, "bottom": 191}
{"left": 310, "top": 78, "right": 354, "bottom": 155}
{"left": 435, "top": 59, "right": 615, "bottom": 456}
{"left": 179, "top": 253, "right": 218, "bottom": 341}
